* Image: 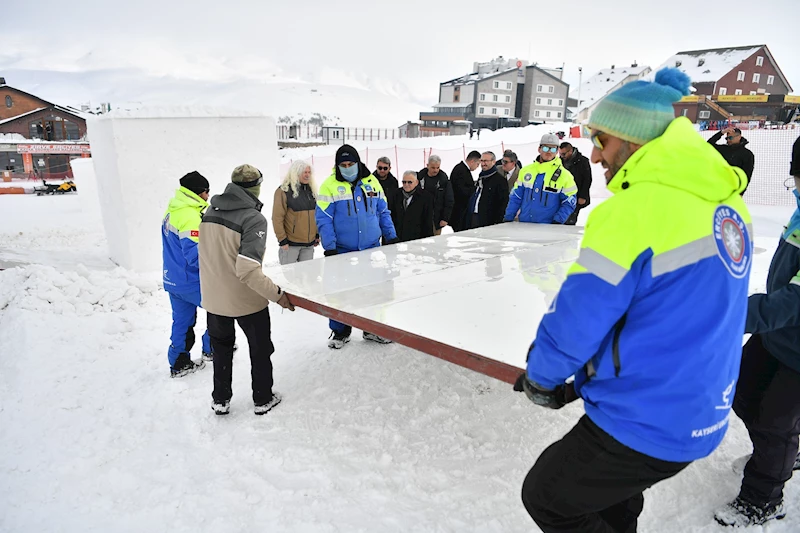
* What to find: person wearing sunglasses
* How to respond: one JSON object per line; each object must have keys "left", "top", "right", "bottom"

{"left": 503, "top": 133, "right": 577, "bottom": 224}
{"left": 516, "top": 68, "right": 753, "bottom": 533}
{"left": 498, "top": 150, "right": 521, "bottom": 193}
{"left": 390, "top": 171, "right": 434, "bottom": 242}
{"left": 372, "top": 157, "right": 399, "bottom": 213}
{"left": 707, "top": 126, "right": 754, "bottom": 196}
{"left": 161, "top": 170, "right": 212, "bottom": 378}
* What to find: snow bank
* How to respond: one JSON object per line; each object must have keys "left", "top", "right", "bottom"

{"left": 0, "top": 265, "right": 160, "bottom": 315}
{"left": 69, "top": 157, "right": 103, "bottom": 226}
{"left": 88, "top": 111, "right": 279, "bottom": 272}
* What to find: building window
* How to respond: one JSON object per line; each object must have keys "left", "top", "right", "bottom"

{"left": 750, "top": 91, "right": 757, "bottom": 95}
{"left": 752, "top": 73, "right": 760, "bottom": 83}
{"left": 504, "top": 109, "right": 510, "bottom": 116}
{"left": 492, "top": 108, "right": 498, "bottom": 115}
{"left": 719, "top": 87, "right": 727, "bottom": 95}
{"left": 558, "top": 99, "right": 563, "bottom": 106}
{"left": 547, "top": 98, "right": 553, "bottom": 106}
{"left": 537, "top": 84, "right": 543, "bottom": 92}
{"left": 535, "top": 97, "right": 542, "bottom": 105}
{"left": 767, "top": 75, "right": 774, "bottom": 85}
{"left": 548, "top": 86, "right": 554, "bottom": 93}
{"left": 546, "top": 111, "right": 551, "bottom": 118}
{"left": 479, "top": 107, "right": 485, "bottom": 115}
{"left": 493, "top": 81, "right": 500, "bottom": 89}
{"left": 453, "top": 94, "right": 459, "bottom": 102}
{"left": 492, "top": 94, "right": 498, "bottom": 102}
{"left": 506, "top": 82, "right": 512, "bottom": 90}
{"left": 699, "top": 110, "right": 711, "bottom": 119}
{"left": 557, "top": 112, "right": 562, "bottom": 118}
{"left": 734, "top": 89, "right": 742, "bottom": 95}
{"left": 505, "top": 95, "right": 511, "bottom": 103}
{"left": 480, "top": 93, "right": 486, "bottom": 101}
{"left": 737, "top": 71, "right": 745, "bottom": 81}
{"left": 681, "top": 109, "right": 689, "bottom": 117}
{"left": 534, "top": 110, "right": 540, "bottom": 118}
{"left": 756, "top": 56, "right": 764, "bottom": 66}
{"left": 4, "top": 95, "right": 11, "bottom": 108}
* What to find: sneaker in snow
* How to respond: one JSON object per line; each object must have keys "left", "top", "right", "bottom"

{"left": 732, "top": 453, "right": 800, "bottom": 475}
{"left": 212, "top": 399, "right": 230, "bottom": 415}
{"left": 714, "top": 496, "right": 786, "bottom": 527}
{"left": 254, "top": 393, "right": 282, "bottom": 416}
{"left": 202, "top": 352, "right": 213, "bottom": 362}
{"left": 170, "top": 354, "right": 205, "bottom": 378}
{"left": 363, "top": 331, "right": 393, "bottom": 344}
{"left": 328, "top": 330, "right": 351, "bottom": 349}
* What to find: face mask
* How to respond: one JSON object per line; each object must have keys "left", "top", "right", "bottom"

{"left": 339, "top": 164, "right": 359, "bottom": 182}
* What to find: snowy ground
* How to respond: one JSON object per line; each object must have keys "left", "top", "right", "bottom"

{"left": 1, "top": 193, "right": 798, "bottom": 533}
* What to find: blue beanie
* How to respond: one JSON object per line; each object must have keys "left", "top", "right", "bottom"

{"left": 587, "top": 68, "right": 691, "bottom": 146}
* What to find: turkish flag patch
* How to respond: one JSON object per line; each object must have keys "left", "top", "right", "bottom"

{"left": 190, "top": 230, "right": 199, "bottom": 237}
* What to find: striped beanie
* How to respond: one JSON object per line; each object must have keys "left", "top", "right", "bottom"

{"left": 587, "top": 68, "right": 691, "bottom": 145}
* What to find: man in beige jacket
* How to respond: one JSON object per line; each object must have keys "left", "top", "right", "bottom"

{"left": 200, "top": 164, "right": 295, "bottom": 416}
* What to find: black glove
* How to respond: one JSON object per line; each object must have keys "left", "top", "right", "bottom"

{"left": 513, "top": 373, "right": 569, "bottom": 410}
{"left": 324, "top": 249, "right": 338, "bottom": 257}
{"left": 551, "top": 220, "right": 562, "bottom": 225}
{"left": 384, "top": 238, "right": 400, "bottom": 245}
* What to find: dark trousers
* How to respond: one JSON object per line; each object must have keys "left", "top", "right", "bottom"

{"left": 564, "top": 203, "right": 585, "bottom": 225}
{"left": 521, "top": 416, "right": 689, "bottom": 533}
{"left": 208, "top": 306, "right": 275, "bottom": 405}
{"left": 734, "top": 334, "right": 800, "bottom": 506}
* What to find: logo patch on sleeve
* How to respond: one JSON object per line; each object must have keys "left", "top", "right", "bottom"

{"left": 713, "top": 205, "right": 751, "bottom": 279}
{"left": 190, "top": 230, "right": 199, "bottom": 237}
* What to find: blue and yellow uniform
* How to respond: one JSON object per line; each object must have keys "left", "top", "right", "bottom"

{"left": 161, "top": 187, "right": 211, "bottom": 367}
{"left": 526, "top": 117, "right": 752, "bottom": 462}
{"left": 504, "top": 157, "right": 577, "bottom": 224}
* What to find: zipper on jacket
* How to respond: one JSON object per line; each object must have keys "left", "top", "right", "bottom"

{"left": 612, "top": 313, "right": 627, "bottom": 377}
{"left": 347, "top": 201, "right": 352, "bottom": 216}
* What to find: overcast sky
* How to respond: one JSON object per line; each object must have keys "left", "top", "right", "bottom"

{"left": 3, "top": 0, "right": 797, "bottom": 109}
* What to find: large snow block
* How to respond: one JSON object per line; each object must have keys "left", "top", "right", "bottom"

{"left": 88, "top": 109, "right": 278, "bottom": 272}
{"left": 69, "top": 158, "right": 103, "bottom": 227}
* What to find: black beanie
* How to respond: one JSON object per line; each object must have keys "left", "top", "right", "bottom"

{"left": 179, "top": 171, "right": 210, "bottom": 195}
{"left": 335, "top": 144, "right": 361, "bottom": 166}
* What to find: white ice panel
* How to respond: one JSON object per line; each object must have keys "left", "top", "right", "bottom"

{"left": 88, "top": 111, "right": 279, "bottom": 272}
{"left": 69, "top": 158, "right": 103, "bottom": 227}
{"left": 264, "top": 223, "right": 582, "bottom": 369}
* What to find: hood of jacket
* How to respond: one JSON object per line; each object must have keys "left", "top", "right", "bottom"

{"left": 168, "top": 186, "right": 208, "bottom": 212}
{"left": 334, "top": 144, "right": 371, "bottom": 182}
{"left": 608, "top": 117, "right": 747, "bottom": 201}
{"left": 209, "top": 182, "right": 263, "bottom": 212}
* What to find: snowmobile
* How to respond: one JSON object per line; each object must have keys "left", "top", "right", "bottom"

{"left": 34, "top": 179, "right": 77, "bottom": 196}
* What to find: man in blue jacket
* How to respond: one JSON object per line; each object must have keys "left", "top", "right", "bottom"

{"left": 514, "top": 69, "right": 752, "bottom": 533}
{"left": 503, "top": 133, "right": 577, "bottom": 224}
{"left": 161, "top": 171, "right": 211, "bottom": 377}
{"left": 715, "top": 136, "right": 800, "bottom": 528}
{"left": 316, "top": 144, "right": 398, "bottom": 349}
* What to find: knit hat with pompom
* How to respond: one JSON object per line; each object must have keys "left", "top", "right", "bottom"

{"left": 587, "top": 68, "right": 691, "bottom": 145}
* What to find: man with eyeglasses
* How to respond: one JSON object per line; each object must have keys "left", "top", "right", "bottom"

{"left": 464, "top": 151, "right": 508, "bottom": 230}
{"left": 515, "top": 68, "right": 752, "bottom": 533}
{"left": 391, "top": 170, "right": 434, "bottom": 242}
{"left": 559, "top": 142, "right": 592, "bottom": 225}
{"left": 449, "top": 150, "right": 481, "bottom": 232}
{"left": 373, "top": 157, "right": 399, "bottom": 212}
{"left": 503, "top": 133, "right": 577, "bottom": 224}
{"left": 498, "top": 150, "right": 521, "bottom": 192}
{"left": 708, "top": 126, "right": 755, "bottom": 195}
{"left": 161, "top": 170, "right": 212, "bottom": 378}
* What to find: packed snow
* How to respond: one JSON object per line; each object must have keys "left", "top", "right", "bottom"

{"left": 1, "top": 191, "right": 799, "bottom": 532}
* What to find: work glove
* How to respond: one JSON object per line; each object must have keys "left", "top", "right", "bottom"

{"left": 324, "top": 249, "right": 338, "bottom": 257}
{"left": 513, "top": 373, "right": 574, "bottom": 409}
{"left": 276, "top": 292, "right": 295, "bottom": 312}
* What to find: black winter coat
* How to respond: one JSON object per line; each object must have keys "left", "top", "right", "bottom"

{"left": 417, "top": 168, "right": 454, "bottom": 224}
{"left": 373, "top": 171, "right": 399, "bottom": 212}
{"left": 561, "top": 149, "right": 592, "bottom": 205}
{"left": 708, "top": 131, "right": 755, "bottom": 194}
{"left": 449, "top": 161, "right": 476, "bottom": 232}
{"left": 391, "top": 188, "right": 434, "bottom": 243}
{"left": 463, "top": 170, "right": 509, "bottom": 230}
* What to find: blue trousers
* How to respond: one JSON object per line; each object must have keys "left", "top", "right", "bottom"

{"left": 167, "top": 291, "right": 211, "bottom": 367}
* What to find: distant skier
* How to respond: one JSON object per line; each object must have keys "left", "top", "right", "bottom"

{"left": 161, "top": 171, "right": 211, "bottom": 378}
{"left": 316, "top": 145, "right": 398, "bottom": 349}
{"left": 514, "top": 68, "right": 752, "bottom": 533}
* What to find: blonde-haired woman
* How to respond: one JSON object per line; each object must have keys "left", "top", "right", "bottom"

{"left": 272, "top": 160, "right": 319, "bottom": 264}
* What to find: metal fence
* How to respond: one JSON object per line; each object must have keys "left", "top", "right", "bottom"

{"left": 276, "top": 125, "right": 450, "bottom": 141}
